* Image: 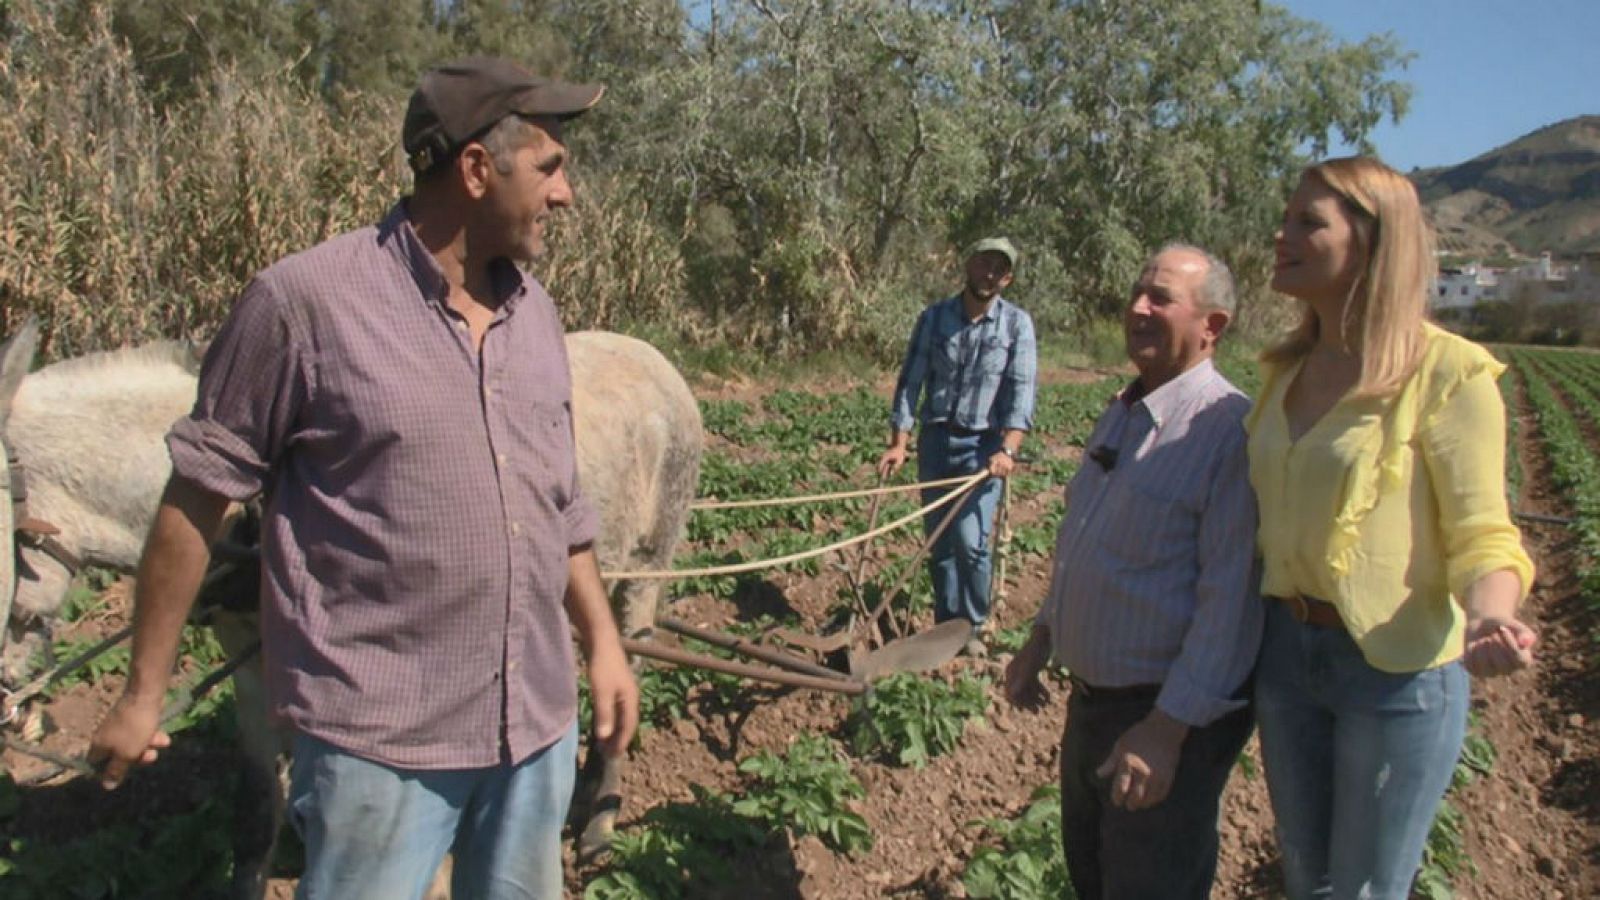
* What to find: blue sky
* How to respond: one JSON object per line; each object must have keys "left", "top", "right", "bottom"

{"left": 1280, "top": 0, "right": 1600, "bottom": 172}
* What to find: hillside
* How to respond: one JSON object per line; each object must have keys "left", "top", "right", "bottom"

{"left": 1413, "top": 116, "right": 1600, "bottom": 257}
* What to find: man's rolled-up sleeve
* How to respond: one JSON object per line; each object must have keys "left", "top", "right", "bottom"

{"left": 1155, "top": 421, "right": 1263, "bottom": 727}
{"left": 998, "top": 311, "right": 1038, "bottom": 432}
{"left": 889, "top": 308, "right": 932, "bottom": 433}
{"left": 166, "top": 275, "right": 309, "bottom": 501}
{"left": 562, "top": 418, "right": 600, "bottom": 550}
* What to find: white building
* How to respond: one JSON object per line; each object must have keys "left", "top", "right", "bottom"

{"left": 1433, "top": 263, "right": 1500, "bottom": 311}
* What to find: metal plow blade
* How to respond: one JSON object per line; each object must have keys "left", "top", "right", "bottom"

{"left": 848, "top": 618, "right": 974, "bottom": 682}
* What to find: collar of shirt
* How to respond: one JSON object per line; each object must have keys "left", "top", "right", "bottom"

{"left": 381, "top": 200, "right": 529, "bottom": 316}
{"left": 1118, "top": 358, "right": 1220, "bottom": 431}
{"left": 940, "top": 293, "right": 1007, "bottom": 326}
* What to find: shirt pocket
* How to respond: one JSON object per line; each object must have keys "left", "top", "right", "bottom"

{"left": 978, "top": 333, "right": 1012, "bottom": 375}
{"left": 1096, "top": 478, "right": 1196, "bottom": 570}
{"left": 504, "top": 399, "right": 577, "bottom": 513}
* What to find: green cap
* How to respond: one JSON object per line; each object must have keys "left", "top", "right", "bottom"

{"left": 964, "top": 237, "right": 1019, "bottom": 270}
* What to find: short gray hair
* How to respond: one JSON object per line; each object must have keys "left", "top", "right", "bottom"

{"left": 1156, "top": 242, "right": 1236, "bottom": 314}
{"left": 480, "top": 115, "right": 543, "bottom": 176}
{"left": 411, "top": 114, "right": 542, "bottom": 186}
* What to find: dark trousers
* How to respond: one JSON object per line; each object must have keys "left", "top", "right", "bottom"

{"left": 1059, "top": 686, "right": 1254, "bottom": 900}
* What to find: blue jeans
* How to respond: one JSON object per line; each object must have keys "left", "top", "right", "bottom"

{"left": 1255, "top": 601, "right": 1468, "bottom": 900}
{"left": 917, "top": 423, "right": 1004, "bottom": 626}
{"left": 288, "top": 721, "right": 579, "bottom": 900}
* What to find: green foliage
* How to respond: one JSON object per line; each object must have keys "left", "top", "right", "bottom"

{"left": 0, "top": 772, "right": 20, "bottom": 823}
{"left": 963, "top": 783, "right": 1074, "bottom": 900}
{"left": 58, "top": 568, "right": 116, "bottom": 623}
{"left": 1032, "top": 381, "right": 1120, "bottom": 445}
{"left": 1236, "top": 750, "right": 1259, "bottom": 782}
{"left": 1414, "top": 799, "right": 1471, "bottom": 900}
{"left": 42, "top": 635, "right": 130, "bottom": 693}
{"left": 1417, "top": 712, "right": 1497, "bottom": 897}
{"left": 1009, "top": 521, "right": 1058, "bottom": 558}
{"left": 586, "top": 733, "right": 874, "bottom": 896}
{"left": 734, "top": 732, "right": 873, "bottom": 855}
{"left": 160, "top": 625, "right": 237, "bottom": 735}
{"left": 0, "top": 796, "right": 235, "bottom": 898}
{"left": 699, "top": 398, "right": 756, "bottom": 443}
{"left": 1514, "top": 351, "right": 1600, "bottom": 615}
{"left": 583, "top": 786, "right": 765, "bottom": 900}
{"left": 848, "top": 671, "right": 990, "bottom": 768}
{"left": 1453, "top": 713, "right": 1497, "bottom": 789}
{"left": 3, "top": 0, "right": 1411, "bottom": 356}
{"left": 635, "top": 644, "right": 742, "bottom": 729}
{"left": 1493, "top": 354, "right": 1523, "bottom": 500}
{"left": 991, "top": 622, "right": 1035, "bottom": 654}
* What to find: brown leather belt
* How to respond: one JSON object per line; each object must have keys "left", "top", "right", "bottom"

{"left": 1267, "top": 594, "right": 1345, "bottom": 631}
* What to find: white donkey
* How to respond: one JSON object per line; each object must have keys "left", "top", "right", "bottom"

{"left": 0, "top": 323, "right": 702, "bottom": 898}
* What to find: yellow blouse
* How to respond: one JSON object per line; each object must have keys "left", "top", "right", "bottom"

{"left": 1246, "top": 324, "right": 1534, "bottom": 673}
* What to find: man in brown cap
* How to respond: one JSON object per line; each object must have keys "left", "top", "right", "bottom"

{"left": 90, "top": 57, "right": 636, "bottom": 898}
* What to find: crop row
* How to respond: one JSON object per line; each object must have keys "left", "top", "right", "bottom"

{"left": 585, "top": 670, "right": 997, "bottom": 899}
{"left": 1510, "top": 353, "right": 1600, "bottom": 613}
{"left": 1513, "top": 349, "right": 1600, "bottom": 422}
{"left": 680, "top": 379, "right": 1118, "bottom": 600}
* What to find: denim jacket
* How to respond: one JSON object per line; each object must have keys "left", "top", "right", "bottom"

{"left": 890, "top": 294, "right": 1037, "bottom": 434}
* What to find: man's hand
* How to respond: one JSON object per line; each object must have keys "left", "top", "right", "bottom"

{"left": 986, "top": 450, "right": 1016, "bottom": 479}
{"left": 876, "top": 444, "right": 908, "bottom": 479}
{"left": 1094, "top": 709, "right": 1189, "bottom": 811}
{"left": 1003, "top": 624, "right": 1051, "bottom": 710}
{"left": 87, "top": 693, "right": 170, "bottom": 790}
{"left": 1463, "top": 616, "right": 1537, "bottom": 678}
{"left": 565, "top": 546, "right": 639, "bottom": 757}
{"left": 587, "top": 641, "right": 638, "bottom": 758}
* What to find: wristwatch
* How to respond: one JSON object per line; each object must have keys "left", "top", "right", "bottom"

{"left": 1000, "top": 446, "right": 1016, "bottom": 459}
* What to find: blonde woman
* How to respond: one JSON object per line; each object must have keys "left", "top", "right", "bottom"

{"left": 1247, "top": 156, "right": 1536, "bottom": 899}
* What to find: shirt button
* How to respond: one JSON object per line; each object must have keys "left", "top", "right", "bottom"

{"left": 508, "top": 660, "right": 519, "bottom": 672}
{"left": 497, "top": 453, "right": 507, "bottom": 466}
{"left": 510, "top": 522, "right": 522, "bottom": 536}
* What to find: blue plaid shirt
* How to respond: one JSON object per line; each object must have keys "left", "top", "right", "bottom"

{"left": 890, "top": 294, "right": 1037, "bottom": 434}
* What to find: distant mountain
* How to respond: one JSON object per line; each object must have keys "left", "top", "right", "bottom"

{"left": 1411, "top": 116, "right": 1600, "bottom": 258}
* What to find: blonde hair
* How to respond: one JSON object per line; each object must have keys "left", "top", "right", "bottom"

{"left": 1262, "top": 156, "right": 1432, "bottom": 397}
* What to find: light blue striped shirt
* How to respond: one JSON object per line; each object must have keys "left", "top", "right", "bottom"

{"left": 889, "top": 295, "right": 1037, "bottom": 434}
{"left": 1036, "top": 359, "right": 1261, "bottom": 727}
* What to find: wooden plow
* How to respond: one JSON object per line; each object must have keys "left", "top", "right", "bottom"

{"left": 606, "top": 467, "right": 1010, "bottom": 692}
{"left": 1, "top": 469, "right": 1013, "bottom": 777}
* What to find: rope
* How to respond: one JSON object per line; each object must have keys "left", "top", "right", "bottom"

{"left": 688, "top": 474, "right": 975, "bottom": 511}
{"left": 604, "top": 471, "right": 990, "bottom": 580}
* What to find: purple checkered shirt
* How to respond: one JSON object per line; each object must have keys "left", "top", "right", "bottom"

{"left": 168, "top": 202, "right": 599, "bottom": 769}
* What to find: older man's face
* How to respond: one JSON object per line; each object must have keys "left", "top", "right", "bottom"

{"left": 1124, "top": 249, "right": 1226, "bottom": 390}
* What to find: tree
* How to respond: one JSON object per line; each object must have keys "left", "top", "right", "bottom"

{"left": 960, "top": 0, "right": 1411, "bottom": 325}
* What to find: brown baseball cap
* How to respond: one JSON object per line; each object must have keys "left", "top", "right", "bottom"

{"left": 402, "top": 56, "right": 604, "bottom": 174}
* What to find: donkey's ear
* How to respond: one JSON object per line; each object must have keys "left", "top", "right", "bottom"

{"left": 0, "top": 317, "right": 41, "bottom": 424}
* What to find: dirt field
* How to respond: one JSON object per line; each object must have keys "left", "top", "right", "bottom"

{"left": 1, "top": 359, "right": 1595, "bottom": 899}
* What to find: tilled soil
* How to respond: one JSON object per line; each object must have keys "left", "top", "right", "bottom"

{"left": 2, "top": 364, "right": 1596, "bottom": 899}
